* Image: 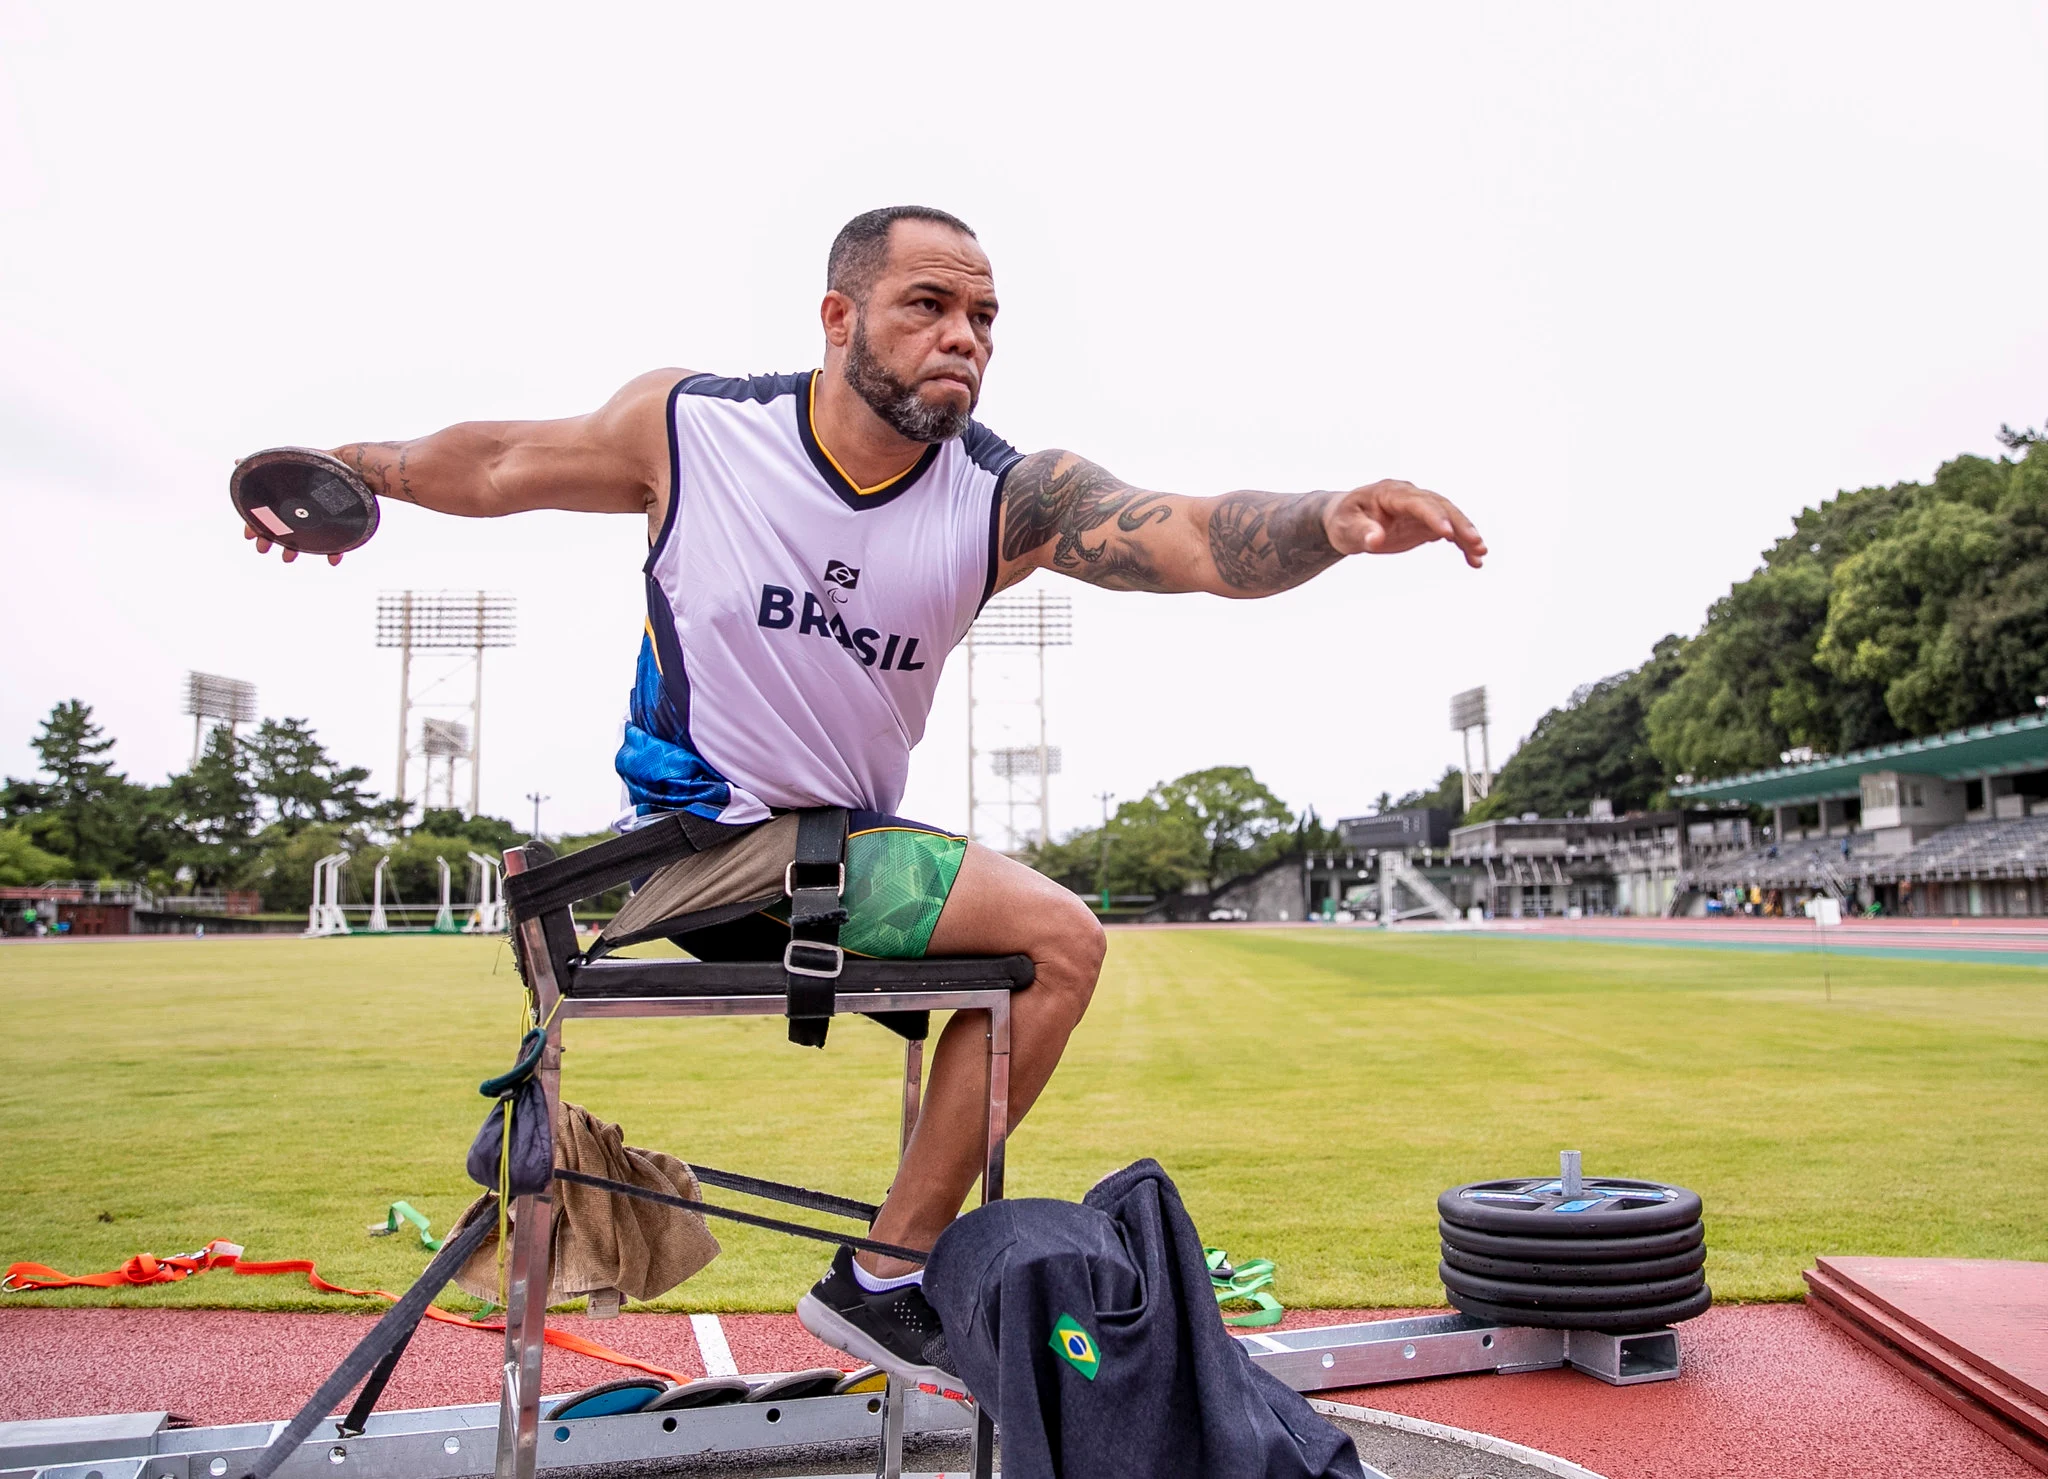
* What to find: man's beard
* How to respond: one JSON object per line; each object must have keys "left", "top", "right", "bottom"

{"left": 843, "top": 315, "right": 975, "bottom": 443}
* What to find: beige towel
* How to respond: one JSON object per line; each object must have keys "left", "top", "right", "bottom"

{"left": 452, "top": 1100, "right": 720, "bottom": 1305}
{"left": 600, "top": 812, "right": 798, "bottom": 945}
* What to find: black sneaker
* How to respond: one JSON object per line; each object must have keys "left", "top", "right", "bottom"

{"left": 797, "top": 1246, "right": 960, "bottom": 1390}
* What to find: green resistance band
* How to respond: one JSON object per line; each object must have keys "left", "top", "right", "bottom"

{"left": 367, "top": 1201, "right": 443, "bottom": 1252}
{"left": 1206, "top": 1246, "right": 1283, "bottom": 1328}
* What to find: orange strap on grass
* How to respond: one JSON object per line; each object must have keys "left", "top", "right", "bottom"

{"left": 4, "top": 1243, "right": 693, "bottom": 1383}
{"left": 4, "top": 1240, "right": 251, "bottom": 1291}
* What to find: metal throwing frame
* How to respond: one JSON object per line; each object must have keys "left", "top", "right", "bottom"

{"left": 0, "top": 1317, "right": 1680, "bottom": 1479}
{"left": 495, "top": 845, "right": 1016, "bottom": 1479}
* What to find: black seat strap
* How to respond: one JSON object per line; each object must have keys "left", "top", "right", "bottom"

{"left": 503, "top": 811, "right": 762, "bottom": 919}
{"left": 554, "top": 1167, "right": 925, "bottom": 1265}
{"left": 333, "top": 1318, "right": 418, "bottom": 1438}
{"left": 784, "top": 807, "right": 849, "bottom": 1048}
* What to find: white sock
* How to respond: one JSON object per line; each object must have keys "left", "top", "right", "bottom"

{"left": 851, "top": 1258, "right": 924, "bottom": 1292}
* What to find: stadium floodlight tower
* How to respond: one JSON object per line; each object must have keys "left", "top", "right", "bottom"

{"left": 182, "top": 671, "right": 258, "bottom": 764}
{"left": 989, "top": 744, "right": 1064, "bottom": 853}
{"left": 420, "top": 718, "right": 472, "bottom": 810}
{"left": 967, "top": 589, "right": 1072, "bottom": 851}
{"left": 377, "top": 591, "right": 515, "bottom": 821}
{"left": 1450, "top": 685, "right": 1494, "bottom": 813}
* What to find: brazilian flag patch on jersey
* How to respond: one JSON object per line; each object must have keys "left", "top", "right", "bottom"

{"left": 1049, "top": 1313, "right": 1101, "bottom": 1380}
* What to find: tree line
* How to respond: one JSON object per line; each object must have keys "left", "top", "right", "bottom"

{"left": 1027, "top": 765, "right": 1342, "bottom": 900}
{"left": 0, "top": 701, "right": 534, "bottom": 911}
{"left": 1, "top": 699, "right": 1342, "bottom": 912}
{"left": 1035, "top": 426, "right": 2048, "bottom": 889}
{"left": 1469, "top": 427, "right": 2048, "bottom": 822}
{"left": 12, "top": 429, "right": 2037, "bottom": 906}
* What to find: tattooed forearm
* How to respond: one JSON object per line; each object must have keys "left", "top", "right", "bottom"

{"left": 1001, "top": 449, "right": 1352, "bottom": 596}
{"left": 1206, "top": 490, "right": 1341, "bottom": 593}
{"left": 335, "top": 442, "right": 420, "bottom": 504}
{"left": 1000, "top": 450, "right": 1176, "bottom": 590}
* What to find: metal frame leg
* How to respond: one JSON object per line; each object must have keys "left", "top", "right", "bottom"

{"left": 493, "top": 1188, "right": 554, "bottom": 1479}
{"left": 900, "top": 1036, "right": 924, "bottom": 1157}
{"left": 496, "top": 852, "right": 563, "bottom": 1479}
{"left": 968, "top": 994, "right": 1011, "bottom": 1479}
{"left": 879, "top": 1036, "right": 923, "bottom": 1479}
{"left": 878, "top": 1371, "right": 909, "bottom": 1479}
{"left": 981, "top": 995, "right": 1010, "bottom": 1204}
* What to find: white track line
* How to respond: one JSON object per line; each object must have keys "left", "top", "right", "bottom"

{"left": 1311, "top": 1400, "right": 1608, "bottom": 1479}
{"left": 690, "top": 1313, "right": 738, "bottom": 1377}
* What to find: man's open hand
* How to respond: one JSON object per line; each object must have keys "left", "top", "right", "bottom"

{"left": 1327, "top": 480, "right": 1487, "bottom": 569}
{"left": 242, "top": 523, "right": 344, "bottom": 566}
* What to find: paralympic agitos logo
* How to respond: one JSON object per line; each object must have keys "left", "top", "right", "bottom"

{"left": 756, "top": 582, "right": 926, "bottom": 672}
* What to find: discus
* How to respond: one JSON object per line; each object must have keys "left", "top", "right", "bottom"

{"left": 230, "top": 447, "right": 379, "bottom": 555}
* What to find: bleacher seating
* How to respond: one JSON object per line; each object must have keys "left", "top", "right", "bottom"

{"left": 1687, "top": 832, "right": 1875, "bottom": 891}
{"left": 1869, "top": 815, "right": 2048, "bottom": 881}
{"left": 1687, "top": 817, "right": 2048, "bottom": 892}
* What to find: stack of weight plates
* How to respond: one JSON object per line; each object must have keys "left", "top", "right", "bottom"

{"left": 1438, "top": 1175, "right": 1710, "bottom": 1332}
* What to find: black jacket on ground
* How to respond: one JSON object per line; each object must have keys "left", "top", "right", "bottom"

{"left": 925, "top": 1159, "right": 1370, "bottom": 1479}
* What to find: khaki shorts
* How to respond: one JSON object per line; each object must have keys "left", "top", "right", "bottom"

{"left": 605, "top": 810, "right": 968, "bottom": 962}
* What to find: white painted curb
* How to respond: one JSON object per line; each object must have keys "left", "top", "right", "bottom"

{"left": 1311, "top": 1399, "right": 1608, "bottom": 1479}
{"left": 690, "top": 1312, "right": 738, "bottom": 1376}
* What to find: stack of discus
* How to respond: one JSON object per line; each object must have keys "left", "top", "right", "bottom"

{"left": 1437, "top": 1153, "right": 1709, "bottom": 1332}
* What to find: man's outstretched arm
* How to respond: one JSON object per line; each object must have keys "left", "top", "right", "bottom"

{"left": 242, "top": 368, "right": 688, "bottom": 561}
{"left": 995, "top": 450, "right": 1486, "bottom": 596}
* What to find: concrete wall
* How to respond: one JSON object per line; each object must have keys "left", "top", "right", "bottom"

{"left": 1858, "top": 771, "right": 1967, "bottom": 832}
{"left": 1211, "top": 858, "right": 1307, "bottom": 922}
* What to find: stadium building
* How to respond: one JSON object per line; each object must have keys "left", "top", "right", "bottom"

{"left": 1669, "top": 710, "right": 2048, "bottom": 917}
{"left": 1276, "top": 711, "right": 2048, "bottom": 925}
{"left": 1447, "top": 806, "right": 1754, "bottom": 919}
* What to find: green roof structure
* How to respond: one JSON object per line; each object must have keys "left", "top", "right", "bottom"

{"left": 1670, "top": 713, "right": 2048, "bottom": 808}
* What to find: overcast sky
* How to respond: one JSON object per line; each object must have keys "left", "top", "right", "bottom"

{"left": 3, "top": 3, "right": 2045, "bottom": 842}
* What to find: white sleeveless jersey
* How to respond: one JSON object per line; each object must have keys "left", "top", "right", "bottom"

{"left": 616, "top": 370, "right": 1021, "bottom": 824}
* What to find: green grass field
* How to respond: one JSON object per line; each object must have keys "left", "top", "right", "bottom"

{"left": 4, "top": 930, "right": 2045, "bottom": 1313}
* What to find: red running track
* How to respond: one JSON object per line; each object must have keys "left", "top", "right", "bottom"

{"left": 2, "top": 1304, "right": 2035, "bottom": 1478}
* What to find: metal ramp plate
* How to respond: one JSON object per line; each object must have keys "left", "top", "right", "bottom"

{"left": 1238, "top": 1313, "right": 1682, "bottom": 1389}
{"left": 0, "top": 1413, "right": 175, "bottom": 1471}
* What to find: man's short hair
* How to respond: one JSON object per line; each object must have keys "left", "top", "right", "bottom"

{"left": 828, "top": 206, "right": 977, "bottom": 302}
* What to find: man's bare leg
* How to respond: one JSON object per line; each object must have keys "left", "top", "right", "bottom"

{"left": 858, "top": 842, "right": 1106, "bottom": 1276}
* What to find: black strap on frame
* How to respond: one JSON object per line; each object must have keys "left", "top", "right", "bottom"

{"left": 554, "top": 1167, "right": 924, "bottom": 1264}
{"left": 689, "top": 1160, "right": 880, "bottom": 1223}
{"left": 239, "top": 1207, "right": 498, "bottom": 1478}
{"left": 333, "top": 1318, "right": 418, "bottom": 1439}
{"left": 501, "top": 809, "right": 756, "bottom": 918}
{"left": 784, "top": 807, "right": 849, "bottom": 1049}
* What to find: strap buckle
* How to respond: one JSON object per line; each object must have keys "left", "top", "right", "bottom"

{"left": 784, "top": 940, "right": 845, "bottom": 978}
{"left": 785, "top": 860, "right": 846, "bottom": 898}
